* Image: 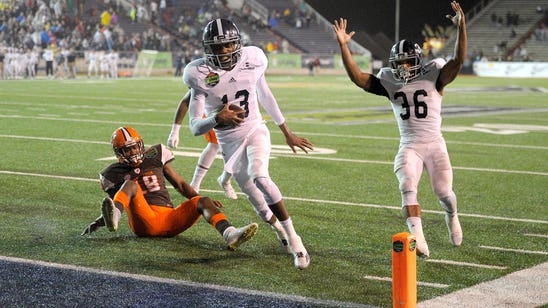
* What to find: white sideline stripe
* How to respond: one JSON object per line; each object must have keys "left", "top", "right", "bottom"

{"left": 523, "top": 233, "right": 548, "bottom": 238}
{"left": 362, "top": 275, "right": 449, "bottom": 288}
{"left": 417, "top": 262, "right": 548, "bottom": 307}
{"left": 1, "top": 170, "right": 547, "bottom": 225}
{"left": 479, "top": 245, "right": 548, "bottom": 255}
{"left": 0, "top": 256, "right": 360, "bottom": 308}
{"left": 425, "top": 259, "right": 507, "bottom": 270}
{"left": 2, "top": 134, "right": 546, "bottom": 176}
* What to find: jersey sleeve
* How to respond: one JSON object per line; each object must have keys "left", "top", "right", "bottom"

{"left": 160, "top": 144, "right": 175, "bottom": 165}
{"left": 257, "top": 74, "right": 285, "bottom": 125}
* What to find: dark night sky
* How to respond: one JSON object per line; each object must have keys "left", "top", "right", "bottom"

{"left": 306, "top": 0, "right": 480, "bottom": 44}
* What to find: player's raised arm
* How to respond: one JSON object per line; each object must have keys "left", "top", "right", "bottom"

{"left": 333, "top": 18, "right": 373, "bottom": 90}
{"left": 437, "top": 1, "right": 467, "bottom": 91}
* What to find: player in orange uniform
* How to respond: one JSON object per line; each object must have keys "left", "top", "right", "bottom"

{"left": 81, "top": 126, "right": 257, "bottom": 250}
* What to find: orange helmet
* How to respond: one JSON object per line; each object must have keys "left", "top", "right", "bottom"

{"left": 111, "top": 126, "right": 145, "bottom": 166}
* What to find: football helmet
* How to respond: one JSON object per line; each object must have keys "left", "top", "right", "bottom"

{"left": 202, "top": 18, "right": 242, "bottom": 70}
{"left": 389, "top": 39, "right": 423, "bottom": 83}
{"left": 111, "top": 126, "right": 145, "bottom": 166}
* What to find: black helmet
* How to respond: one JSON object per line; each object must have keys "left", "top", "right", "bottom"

{"left": 202, "top": 18, "right": 242, "bottom": 70}
{"left": 389, "top": 39, "right": 423, "bottom": 83}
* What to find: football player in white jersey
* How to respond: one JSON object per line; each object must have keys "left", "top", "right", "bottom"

{"left": 183, "top": 18, "right": 314, "bottom": 269}
{"left": 333, "top": 1, "right": 466, "bottom": 258}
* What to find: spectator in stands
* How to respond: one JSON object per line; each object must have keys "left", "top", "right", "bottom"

{"left": 150, "top": 1, "right": 158, "bottom": 24}
{"left": 130, "top": 4, "right": 136, "bottom": 23}
{"left": 268, "top": 12, "right": 278, "bottom": 29}
{"left": 281, "top": 38, "right": 289, "bottom": 53}
{"left": 110, "top": 10, "right": 118, "bottom": 26}
{"left": 67, "top": 47, "right": 76, "bottom": 78}
{"left": 43, "top": 44, "right": 54, "bottom": 78}
{"left": 101, "top": 9, "right": 112, "bottom": 27}
{"left": 519, "top": 45, "right": 528, "bottom": 61}
{"left": 0, "top": 47, "right": 4, "bottom": 79}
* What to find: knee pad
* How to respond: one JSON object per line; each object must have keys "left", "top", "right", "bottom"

{"left": 396, "top": 171, "right": 418, "bottom": 206}
{"left": 235, "top": 176, "right": 273, "bottom": 222}
{"left": 246, "top": 195, "right": 273, "bottom": 223}
{"left": 254, "top": 176, "right": 283, "bottom": 205}
{"left": 439, "top": 192, "right": 457, "bottom": 214}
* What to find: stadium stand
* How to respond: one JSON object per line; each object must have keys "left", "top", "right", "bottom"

{"left": 439, "top": 0, "right": 548, "bottom": 62}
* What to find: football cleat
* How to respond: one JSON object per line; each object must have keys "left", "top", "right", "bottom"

{"left": 101, "top": 197, "right": 118, "bottom": 232}
{"left": 445, "top": 213, "right": 463, "bottom": 246}
{"left": 217, "top": 176, "right": 238, "bottom": 200}
{"left": 289, "top": 236, "right": 310, "bottom": 270}
{"left": 415, "top": 238, "right": 430, "bottom": 259}
{"left": 226, "top": 223, "right": 258, "bottom": 251}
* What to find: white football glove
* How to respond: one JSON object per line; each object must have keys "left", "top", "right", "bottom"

{"left": 167, "top": 124, "right": 181, "bottom": 149}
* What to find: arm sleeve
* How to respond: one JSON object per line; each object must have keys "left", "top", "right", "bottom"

{"left": 188, "top": 88, "right": 217, "bottom": 136}
{"left": 367, "top": 75, "right": 389, "bottom": 97}
{"left": 256, "top": 74, "right": 285, "bottom": 125}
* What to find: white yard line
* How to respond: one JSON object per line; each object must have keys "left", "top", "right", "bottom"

{"left": 523, "top": 233, "right": 548, "bottom": 238}
{"left": 1, "top": 134, "right": 546, "bottom": 176}
{"left": 362, "top": 275, "right": 449, "bottom": 288}
{"left": 479, "top": 245, "right": 548, "bottom": 255}
{"left": 424, "top": 259, "right": 507, "bottom": 270}
{"left": 1, "top": 170, "right": 547, "bottom": 225}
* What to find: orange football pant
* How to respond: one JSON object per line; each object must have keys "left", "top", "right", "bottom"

{"left": 113, "top": 185, "right": 226, "bottom": 237}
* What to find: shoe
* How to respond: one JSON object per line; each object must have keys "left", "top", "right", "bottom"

{"left": 226, "top": 223, "right": 258, "bottom": 251}
{"left": 415, "top": 237, "right": 430, "bottom": 259}
{"left": 289, "top": 236, "right": 310, "bottom": 270}
{"left": 101, "top": 197, "right": 118, "bottom": 232}
{"left": 217, "top": 176, "right": 237, "bottom": 200}
{"left": 445, "top": 213, "right": 463, "bottom": 246}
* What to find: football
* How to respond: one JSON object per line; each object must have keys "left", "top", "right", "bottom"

{"left": 214, "top": 104, "right": 245, "bottom": 130}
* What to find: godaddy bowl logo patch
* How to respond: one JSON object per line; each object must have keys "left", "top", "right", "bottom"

{"left": 205, "top": 72, "right": 220, "bottom": 87}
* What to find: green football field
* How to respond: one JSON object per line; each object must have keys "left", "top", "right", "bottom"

{"left": 0, "top": 74, "right": 546, "bottom": 307}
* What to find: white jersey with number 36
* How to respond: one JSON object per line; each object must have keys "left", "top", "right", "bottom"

{"left": 377, "top": 58, "right": 446, "bottom": 144}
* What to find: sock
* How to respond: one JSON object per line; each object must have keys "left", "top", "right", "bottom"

{"left": 219, "top": 170, "right": 231, "bottom": 185}
{"left": 280, "top": 217, "right": 298, "bottom": 240}
{"left": 270, "top": 219, "right": 286, "bottom": 237}
{"left": 190, "top": 165, "right": 208, "bottom": 189}
{"left": 406, "top": 217, "right": 425, "bottom": 241}
{"left": 210, "top": 213, "right": 231, "bottom": 235}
